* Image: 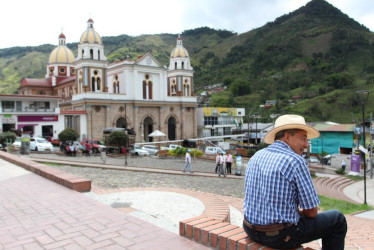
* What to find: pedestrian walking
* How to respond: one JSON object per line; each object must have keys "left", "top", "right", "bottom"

{"left": 182, "top": 149, "right": 193, "bottom": 173}
{"left": 84, "top": 142, "right": 92, "bottom": 156}
{"left": 226, "top": 152, "right": 233, "bottom": 174}
{"left": 218, "top": 152, "right": 226, "bottom": 177}
{"left": 215, "top": 152, "right": 221, "bottom": 173}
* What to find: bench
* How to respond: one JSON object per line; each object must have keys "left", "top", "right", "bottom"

{"left": 180, "top": 216, "right": 313, "bottom": 250}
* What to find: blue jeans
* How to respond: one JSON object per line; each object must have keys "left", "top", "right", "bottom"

{"left": 183, "top": 163, "right": 192, "bottom": 173}
{"left": 243, "top": 209, "right": 347, "bottom": 249}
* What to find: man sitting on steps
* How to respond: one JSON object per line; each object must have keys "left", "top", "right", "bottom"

{"left": 243, "top": 114, "right": 347, "bottom": 249}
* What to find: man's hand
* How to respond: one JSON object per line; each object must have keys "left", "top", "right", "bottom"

{"left": 299, "top": 207, "right": 318, "bottom": 218}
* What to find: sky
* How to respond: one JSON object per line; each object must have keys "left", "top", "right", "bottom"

{"left": 1, "top": 0, "right": 374, "bottom": 49}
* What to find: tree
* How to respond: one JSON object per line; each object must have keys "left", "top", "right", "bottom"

{"left": 58, "top": 128, "right": 79, "bottom": 143}
{"left": 230, "top": 79, "right": 251, "bottom": 96}
{"left": 0, "top": 131, "right": 17, "bottom": 146}
{"left": 106, "top": 131, "right": 129, "bottom": 149}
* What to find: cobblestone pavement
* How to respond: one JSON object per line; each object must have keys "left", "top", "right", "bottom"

{"left": 24, "top": 152, "right": 246, "bottom": 198}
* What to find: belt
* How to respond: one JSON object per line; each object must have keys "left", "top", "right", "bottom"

{"left": 243, "top": 218, "right": 293, "bottom": 233}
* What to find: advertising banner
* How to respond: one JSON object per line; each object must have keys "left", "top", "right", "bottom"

{"left": 350, "top": 154, "right": 361, "bottom": 175}
{"left": 17, "top": 115, "right": 58, "bottom": 122}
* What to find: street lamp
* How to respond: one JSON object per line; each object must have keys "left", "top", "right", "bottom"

{"left": 124, "top": 103, "right": 128, "bottom": 166}
{"left": 356, "top": 90, "right": 369, "bottom": 205}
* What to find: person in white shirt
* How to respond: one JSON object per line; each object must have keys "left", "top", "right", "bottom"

{"left": 218, "top": 152, "right": 226, "bottom": 177}
{"left": 182, "top": 149, "right": 193, "bottom": 173}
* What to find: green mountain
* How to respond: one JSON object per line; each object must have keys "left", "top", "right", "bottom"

{"left": 0, "top": 0, "right": 373, "bottom": 123}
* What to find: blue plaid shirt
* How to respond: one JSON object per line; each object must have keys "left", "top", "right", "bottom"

{"left": 243, "top": 140, "right": 320, "bottom": 225}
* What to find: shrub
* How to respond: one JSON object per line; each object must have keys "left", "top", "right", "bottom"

{"left": 169, "top": 148, "right": 203, "bottom": 157}
{"left": 0, "top": 131, "right": 17, "bottom": 145}
{"left": 335, "top": 168, "right": 345, "bottom": 175}
{"left": 58, "top": 128, "right": 79, "bottom": 143}
{"left": 106, "top": 131, "right": 128, "bottom": 148}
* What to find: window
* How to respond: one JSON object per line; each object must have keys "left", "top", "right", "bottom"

{"left": 2, "top": 101, "right": 15, "bottom": 110}
{"left": 113, "top": 75, "right": 120, "bottom": 93}
{"left": 64, "top": 115, "right": 80, "bottom": 132}
{"left": 204, "top": 117, "right": 218, "bottom": 126}
{"left": 28, "top": 101, "right": 50, "bottom": 110}
{"left": 142, "top": 75, "right": 153, "bottom": 99}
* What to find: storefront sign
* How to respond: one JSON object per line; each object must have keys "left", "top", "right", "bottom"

{"left": 2, "top": 117, "right": 16, "bottom": 123}
{"left": 17, "top": 115, "right": 58, "bottom": 122}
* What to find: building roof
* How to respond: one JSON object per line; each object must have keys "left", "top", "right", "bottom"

{"left": 0, "top": 94, "right": 59, "bottom": 99}
{"left": 313, "top": 123, "right": 354, "bottom": 132}
{"left": 20, "top": 78, "right": 51, "bottom": 87}
{"left": 48, "top": 45, "right": 75, "bottom": 64}
{"left": 170, "top": 35, "right": 189, "bottom": 58}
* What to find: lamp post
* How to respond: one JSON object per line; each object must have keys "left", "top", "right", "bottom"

{"left": 356, "top": 90, "right": 369, "bottom": 205}
{"left": 124, "top": 103, "right": 128, "bottom": 166}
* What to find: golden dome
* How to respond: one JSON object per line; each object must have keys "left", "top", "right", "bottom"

{"left": 170, "top": 35, "right": 189, "bottom": 58}
{"left": 48, "top": 46, "right": 75, "bottom": 64}
{"left": 80, "top": 18, "right": 101, "bottom": 44}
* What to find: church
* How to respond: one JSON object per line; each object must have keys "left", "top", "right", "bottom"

{"left": 18, "top": 18, "right": 198, "bottom": 142}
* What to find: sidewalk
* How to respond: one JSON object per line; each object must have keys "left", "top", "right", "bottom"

{"left": 2, "top": 154, "right": 374, "bottom": 249}
{"left": 0, "top": 158, "right": 209, "bottom": 249}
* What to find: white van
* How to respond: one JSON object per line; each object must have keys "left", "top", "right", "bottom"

{"left": 205, "top": 146, "right": 222, "bottom": 155}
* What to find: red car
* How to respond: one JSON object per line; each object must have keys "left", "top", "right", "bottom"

{"left": 81, "top": 139, "right": 106, "bottom": 154}
{"left": 48, "top": 137, "right": 61, "bottom": 146}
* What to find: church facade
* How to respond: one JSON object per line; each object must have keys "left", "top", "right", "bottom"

{"left": 18, "top": 19, "right": 198, "bottom": 142}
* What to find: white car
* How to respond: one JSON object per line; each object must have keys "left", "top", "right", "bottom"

{"left": 141, "top": 145, "right": 159, "bottom": 155}
{"left": 30, "top": 137, "right": 55, "bottom": 152}
{"left": 205, "top": 146, "right": 223, "bottom": 155}
{"left": 308, "top": 156, "right": 320, "bottom": 164}
{"left": 11, "top": 137, "right": 22, "bottom": 150}
{"left": 130, "top": 145, "right": 149, "bottom": 156}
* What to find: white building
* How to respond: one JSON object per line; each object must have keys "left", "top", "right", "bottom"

{"left": 0, "top": 94, "right": 87, "bottom": 139}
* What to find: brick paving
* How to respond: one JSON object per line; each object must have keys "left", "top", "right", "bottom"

{"left": 2, "top": 153, "right": 374, "bottom": 249}
{"left": 0, "top": 161, "right": 209, "bottom": 250}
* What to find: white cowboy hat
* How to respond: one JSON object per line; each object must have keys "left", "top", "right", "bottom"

{"left": 264, "top": 114, "right": 320, "bottom": 144}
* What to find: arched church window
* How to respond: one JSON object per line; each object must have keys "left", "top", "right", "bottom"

{"left": 91, "top": 77, "right": 95, "bottom": 91}
{"left": 97, "top": 78, "right": 101, "bottom": 91}
{"left": 113, "top": 75, "right": 119, "bottom": 94}
{"left": 184, "top": 80, "right": 190, "bottom": 96}
{"left": 148, "top": 81, "right": 153, "bottom": 99}
{"left": 182, "top": 62, "right": 184, "bottom": 69}
{"left": 90, "top": 49, "right": 93, "bottom": 59}
{"left": 143, "top": 81, "right": 147, "bottom": 99}
{"left": 81, "top": 49, "right": 84, "bottom": 59}
{"left": 175, "top": 62, "right": 177, "bottom": 69}
{"left": 98, "top": 50, "right": 101, "bottom": 60}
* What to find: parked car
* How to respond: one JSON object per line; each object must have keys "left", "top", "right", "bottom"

{"left": 48, "top": 137, "right": 61, "bottom": 146}
{"left": 160, "top": 144, "right": 180, "bottom": 150}
{"left": 11, "top": 137, "right": 21, "bottom": 150}
{"left": 30, "top": 137, "right": 55, "bottom": 152}
{"left": 307, "top": 156, "right": 320, "bottom": 164}
{"left": 129, "top": 145, "right": 149, "bottom": 156}
{"left": 141, "top": 145, "right": 159, "bottom": 155}
{"left": 81, "top": 139, "right": 106, "bottom": 154}
{"left": 205, "top": 146, "right": 223, "bottom": 155}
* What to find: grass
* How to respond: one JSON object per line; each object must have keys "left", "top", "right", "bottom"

{"left": 319, "top": 195, "right": 372, "bottom": 214}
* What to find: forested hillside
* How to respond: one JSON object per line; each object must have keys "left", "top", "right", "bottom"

{"left": 0, "top": 0, "right": 373, "bottom": 123}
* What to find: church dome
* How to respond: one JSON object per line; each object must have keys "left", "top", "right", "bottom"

{"left": 170, "top": 35, "right": 189, "bottom": 58}
{"left": 80, "top": 18, "right": 101, "bottom": 44}
{"left": 48, "top": 33, "right": 75, "bottom": 64}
